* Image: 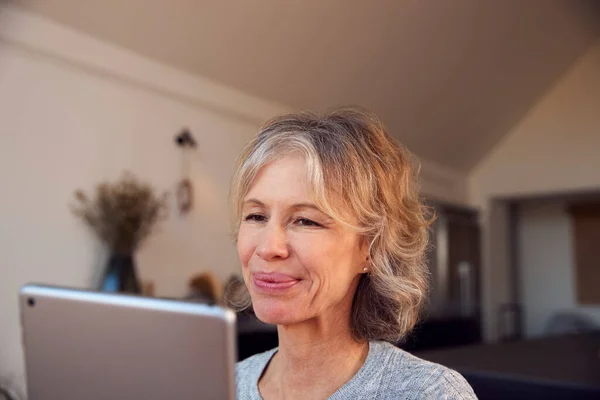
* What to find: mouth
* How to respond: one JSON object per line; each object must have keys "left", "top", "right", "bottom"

{"left": 252, "top": 272, "right": 301, "bottom": 292}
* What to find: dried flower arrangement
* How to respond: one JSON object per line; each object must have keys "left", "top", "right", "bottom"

{"left": 71, "top": 172, "right": 168, "bottom": 255}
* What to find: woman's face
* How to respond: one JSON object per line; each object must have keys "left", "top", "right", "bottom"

{"left": 237, "top": 155, "right": 368, "bottom": 326}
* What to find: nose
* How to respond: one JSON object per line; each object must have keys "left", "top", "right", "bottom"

{"left": 255, "top": 221, "right": 289, "bottom": 261}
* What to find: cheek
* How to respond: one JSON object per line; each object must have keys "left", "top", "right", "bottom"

{"left": 304, "top": 237, "right": 361, "bottom": 283}
{"left": 236, "top": 227, "right": 255, "bottom": 268}
{"left": 295, "top": 239, "right": 346, "bottom": 286}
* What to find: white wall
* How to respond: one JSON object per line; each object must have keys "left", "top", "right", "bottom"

{"left": 0, "top": 5, "right": 468, "bottom": 394}
{"left": 469, "top": 39, "right": 600, "bottom": 341}
{"left": 518, "top": 201, "right": 600, "bottom": 338}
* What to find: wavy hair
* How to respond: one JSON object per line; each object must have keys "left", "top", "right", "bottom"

{"left": 227, "top": 107, "right": 431, "bottom": 343}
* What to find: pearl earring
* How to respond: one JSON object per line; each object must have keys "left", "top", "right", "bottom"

{"left": 363, "top": 267, "right": 368, "bottom": 272}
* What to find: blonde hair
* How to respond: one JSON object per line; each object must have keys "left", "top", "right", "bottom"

{"left": 227, "top": 107, "right": 431, "bottom": 343}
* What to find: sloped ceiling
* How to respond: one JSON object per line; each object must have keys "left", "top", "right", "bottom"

{"left": 12, "top": 0, "right": 600, "bottom": 171}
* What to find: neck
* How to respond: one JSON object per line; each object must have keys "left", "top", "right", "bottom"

{"left": 277, "top": 311, "right": 362, "bottom": 362}
{"left": 263, "top": 304, "right": 369, "bottom": 399}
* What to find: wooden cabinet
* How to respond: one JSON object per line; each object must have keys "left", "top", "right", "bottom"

{"left": 568, "top": 202, "right": 600, "bottom": 305}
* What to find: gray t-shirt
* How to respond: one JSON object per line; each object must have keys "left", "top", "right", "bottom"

{"left": 236, "top": 341, "right": 477, "bottom": 399}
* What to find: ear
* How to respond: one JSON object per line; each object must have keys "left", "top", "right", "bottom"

{"left": 359, "top": 237, "right": 370, "bottom": 272}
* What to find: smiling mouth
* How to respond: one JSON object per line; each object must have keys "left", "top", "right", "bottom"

{"left": 252, "top": 272, "right": 301, "bottom": 292}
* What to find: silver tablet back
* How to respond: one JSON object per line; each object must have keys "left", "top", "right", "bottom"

{"left": 20, "top": 284, "right": 236, "bottom": 400}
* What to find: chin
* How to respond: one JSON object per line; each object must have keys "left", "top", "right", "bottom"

{"left": 251, "top": 297, "right": 304, "bottom": 326}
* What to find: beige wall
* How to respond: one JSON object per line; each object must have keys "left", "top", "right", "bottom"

{"left": 0, "top": 4, "right": 288, "bottom": 394}
{"left": 0, "top": 5, "right": 467, "bottom": 394}
{"left": 469, "top": 39, "right": 600, "bottom": 341}
{"left": 469, "top": 39, "right": 600, "bottom": 204}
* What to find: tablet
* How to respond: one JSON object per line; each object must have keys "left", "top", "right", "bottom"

{"left": 19, "top": 284, "right": 236, "bottom": 400}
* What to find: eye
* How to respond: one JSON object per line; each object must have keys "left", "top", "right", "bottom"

{"left": 295, "top": 218, "right": 321, "bottom": 227}
{"left": 244, "top": 213, "right": 266, "bottom": 222}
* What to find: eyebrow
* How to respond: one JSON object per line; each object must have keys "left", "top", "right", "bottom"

{"left": 242, "top": 198, "right": 323, "bottom": 212}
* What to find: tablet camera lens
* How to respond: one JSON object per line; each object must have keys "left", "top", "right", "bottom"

{"left": 28, "top": 297, "right": 35, "bottom": 307}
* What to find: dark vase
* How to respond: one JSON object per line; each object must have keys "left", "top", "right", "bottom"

{"left": 100, "top": 253, "right": 141, "bottom": 294}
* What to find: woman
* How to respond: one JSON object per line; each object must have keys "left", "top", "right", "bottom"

{"left": 229, "top": 108, "right": 477, "bottom": 399}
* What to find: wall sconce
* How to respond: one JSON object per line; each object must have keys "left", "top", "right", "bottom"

{"left": 175, "top": 128, "right": 196, "bottom": 214}
{"left": 175, "top": 128, "right": 197, "bottom": 148}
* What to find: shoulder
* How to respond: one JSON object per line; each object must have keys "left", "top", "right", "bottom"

{"left": 235, "top": 348, "right": 277, "bottom": 398}
{"left": 371, "top": 342, "right": 477, "bottom": 399}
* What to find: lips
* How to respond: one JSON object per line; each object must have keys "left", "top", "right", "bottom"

{"left": 252, "top": 272, "right": 301, "bottom": 292}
